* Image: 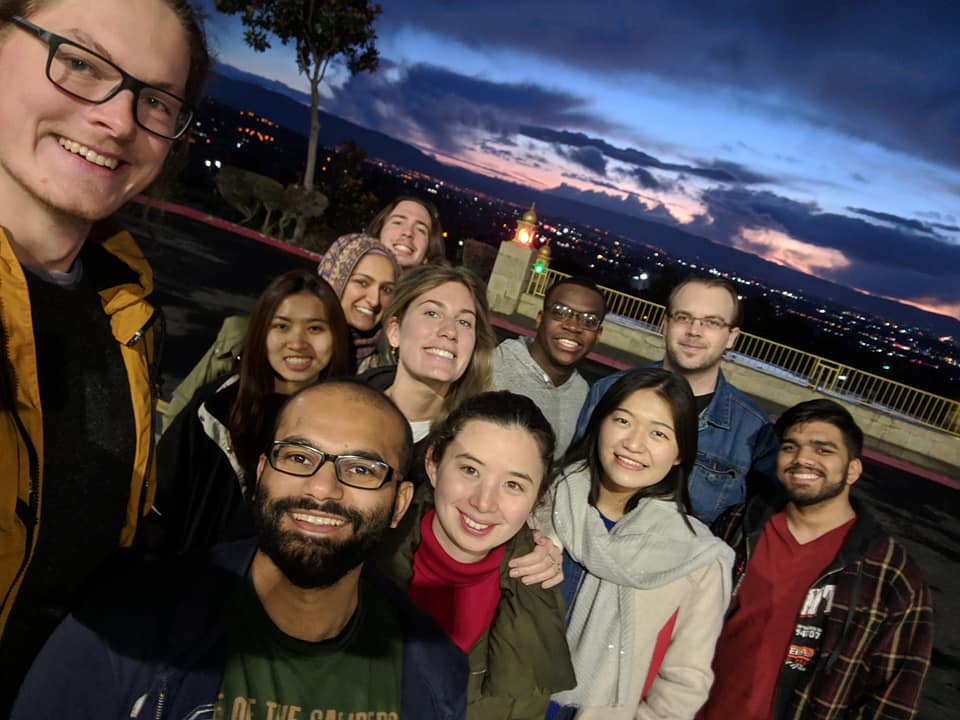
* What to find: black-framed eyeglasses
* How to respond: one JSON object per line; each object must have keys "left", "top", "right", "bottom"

{"left": 267, "top": 441, "right": 396, "bottom": 490}
{"left": 10, "top": 16, "right": 194, "bottom": 140}
{"left": 668, "top": 311, "right": 732, "bottom": 331}
{"left": 548, "top": 302, "right": 602, "bottom": 331}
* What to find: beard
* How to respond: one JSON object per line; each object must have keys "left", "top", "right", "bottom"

{"left": 783, "top": 467, "right": 848, "bottom": 508}
{"left": 664, "top": 339, "right": 726, "bottom": 374}
{"left": 253, "top": 491, "right": 394, "bottom": 589}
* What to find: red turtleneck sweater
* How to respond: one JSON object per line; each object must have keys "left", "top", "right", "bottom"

{"left": 407, "top": 509, "right": 505, "bottom": 653}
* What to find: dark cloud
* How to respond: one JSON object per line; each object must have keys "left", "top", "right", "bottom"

{"left": 518, "top": 126, "right": 775, "bottom": 184}
{"left": 561, "top": 146, "right": 608, "bottom": 176}
{"left": 324, "top": 62, "right": 615, "bottom": 152}
{"left": 549, "top": 183, "right": 675, "bottom": 224}
{"left": 560, "top": 173, "right": 627, "bottom": 195}
{"left": 630, "top": 167, "right": 662, "bottom": 190}
{"left": 686, "top": 188, "right": 960, "bottom": 304}
{"left": 930, "top": 222, "right": 960, "bottom": 233}
{"left": 847, "top": 207, "right": 937, "bottom": 235}
{"left": 916, "top": 210, "right": 958, "bottom": 222}
{"left": 699, "top": 160, "right": 774, "bottom": 185}
{"left": 845, "top": 208, "right": 959, "bottom": 235}
{"left": 379, "top": 0, "right": 960, "bottom": 169}
{"left": 477, "top": 140, "right": 514, "bottom": 160}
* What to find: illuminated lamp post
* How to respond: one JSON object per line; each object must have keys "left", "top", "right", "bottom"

{"left": 513, "top": 202, "right": 538, "bottom": 247}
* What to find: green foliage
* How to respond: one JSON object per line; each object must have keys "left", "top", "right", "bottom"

{"left": 315, "top": 140, "right": 381, "bottom": 234}
{"left": 216, "top": 0, "right": 380, "bottom": 77}
{"left": 215, "top": 1, "right": 381, "bottom": 191}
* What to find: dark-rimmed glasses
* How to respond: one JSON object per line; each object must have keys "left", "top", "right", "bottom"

{"left": 10, "top": 15, "right": 194, "bottom": 140}
{"left": 668, "top": 311, "right": 732, "bottom": 331}
{"left": 548, "top": 302, "right": 602, "bottom": 331}
{"left": 267, "top": 442, "right": 396, "bottom": 490}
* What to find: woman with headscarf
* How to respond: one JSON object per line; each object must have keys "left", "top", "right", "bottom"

{"left": 317, "top": 232, "right": 399, "bottom": 369}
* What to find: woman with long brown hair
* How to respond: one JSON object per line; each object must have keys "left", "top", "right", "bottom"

{"left": 153, "top": 269, "right": 351, "bottom": 553}
{"left": 358, "top": 263, "right": 496, "bottom": 443}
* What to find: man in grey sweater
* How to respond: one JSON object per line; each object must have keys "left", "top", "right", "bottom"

{"left": 492, "top": 277, "right": 606, "bottom": 458}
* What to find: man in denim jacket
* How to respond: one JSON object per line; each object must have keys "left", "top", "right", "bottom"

{"left": 576, "top": 277, "right": 777, "bottom": 523}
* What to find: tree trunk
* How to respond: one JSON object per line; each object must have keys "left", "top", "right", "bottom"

{"left": 303, "top": 75, "right": 321, "bottom": 191}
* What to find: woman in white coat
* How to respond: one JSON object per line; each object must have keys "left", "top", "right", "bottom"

{"left": 537, "top": 368, "right": 734, "bottom": 720}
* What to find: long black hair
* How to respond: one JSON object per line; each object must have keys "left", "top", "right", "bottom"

{"left": 230, "top": 270, "right": 351, "bottom": 478}
{"left": 563, "top": 368, "right": 698, "bottom": 519}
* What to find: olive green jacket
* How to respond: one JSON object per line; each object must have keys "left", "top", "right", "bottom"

{"left": 160, "top": 315, "right": 248, "bottom": 433}
{"left": 372, "top": 485, "right": 576, "bottom": 720}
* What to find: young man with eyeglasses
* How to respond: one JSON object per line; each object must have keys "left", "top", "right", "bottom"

{"left": 492, "top": 277, "right": 606, "bottom": 457}
{"left": 13, "top": 381, "right": 468, "bottom": 719}
{"left": 575, "top": 276, "right": 778, "bottom": 523}
{"left": 0, "top": 0, "right": 209, "bottom": 711}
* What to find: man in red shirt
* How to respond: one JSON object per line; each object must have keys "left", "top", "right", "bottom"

{"left": 700, "top": 399, "right": 933, "bottom": 719}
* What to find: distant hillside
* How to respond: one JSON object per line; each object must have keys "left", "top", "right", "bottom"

{"left": 204, "top": 65, "right": 960, "bottom": 337}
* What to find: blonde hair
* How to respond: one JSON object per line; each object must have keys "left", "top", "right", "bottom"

{"left": 383, "top": 264, "right": 494, "bottom": 427}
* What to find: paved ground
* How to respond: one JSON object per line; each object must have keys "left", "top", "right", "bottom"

{"left": 123, "top": 205, "right": 958, "bottom": 719}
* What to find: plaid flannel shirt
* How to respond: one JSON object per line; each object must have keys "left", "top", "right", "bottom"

{"left": 713, "top": 495, "right": 934, "bottom": 719}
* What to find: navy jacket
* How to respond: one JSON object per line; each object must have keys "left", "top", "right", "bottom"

{"left": 12, "top": 540, "right": 468, "bottom": 719}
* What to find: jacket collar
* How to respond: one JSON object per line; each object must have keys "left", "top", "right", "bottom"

{"left": 700, "top": 368, "right": 733, "bottom": 429}
{"left": 741, "top": 490, "right": 887, "bottom": 569}
{"left": 651, "top": 359, "right": 732, "bottom": 428}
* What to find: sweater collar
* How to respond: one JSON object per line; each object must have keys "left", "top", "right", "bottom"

{"left": 416, "top": 508, "right": 505, "bottom": 584}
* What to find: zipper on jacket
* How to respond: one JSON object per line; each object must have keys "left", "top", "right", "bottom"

{"left": 770, "top": 562, "right": 849, "bottom": 716}
{"left": 130, "top": 309, "right": 162, "bottom": 524}
{"left": 152, "top": 684, "right": 167, "bottom": 720}
{"left": 0, "top": 323, "right": 41, "bottom": 621}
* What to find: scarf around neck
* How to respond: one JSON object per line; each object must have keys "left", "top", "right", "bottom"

{"left": 550, "top": 464, "right": 733, "bottom": 709}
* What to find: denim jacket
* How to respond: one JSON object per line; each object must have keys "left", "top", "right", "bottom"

{"left": 575, "top": 365, "right": 778, "bottom": 524}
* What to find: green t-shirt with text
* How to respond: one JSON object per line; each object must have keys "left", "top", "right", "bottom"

{"left": 214, "top": 575, "right": 404, "bottom": 720}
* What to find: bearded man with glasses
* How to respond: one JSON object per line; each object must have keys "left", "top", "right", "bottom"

{"left": 0, "top": 0, "right": 209, "bottom": 711}
{"left": 13, "top": 381, "right": 468, "bottom": 719}
{"left": 575, "top": 276, "right": 779, "bottom": 523}
{"left": 492, "top": 276, "right": 607, "bottom": 458}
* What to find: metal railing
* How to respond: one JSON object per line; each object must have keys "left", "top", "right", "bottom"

{"left": 525, "top": 267, "right": 960, "bottom": 436}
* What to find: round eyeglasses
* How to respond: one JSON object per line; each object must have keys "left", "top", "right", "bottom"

{"left": 267, "top": 442, "right": 396, "bottom": 490}
{"left": 548, "top": 302, "right": 603, "bottom": 331}
{"left": 10, "top": 16, "right": 195, "bottom": 140}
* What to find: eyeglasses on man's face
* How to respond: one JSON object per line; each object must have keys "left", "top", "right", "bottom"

{"left": 547, "top": 302, "right": 603, "bottom": 331}
{"left": 10, "top": 15, "right": 194, "bottom": 140}
{"left": 667, "top": 311, "right": 732, "bottom": 331}
{"left": 267, "top": 442, "right": 396, "bottom": 490}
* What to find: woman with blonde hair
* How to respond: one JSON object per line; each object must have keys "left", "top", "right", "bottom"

{"left": 359, "top": 263, "right": 495, "bottom": 443}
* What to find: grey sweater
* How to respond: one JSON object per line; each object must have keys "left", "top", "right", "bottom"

{"left": 491, "top": 337, "right": 589, "bottom": 458}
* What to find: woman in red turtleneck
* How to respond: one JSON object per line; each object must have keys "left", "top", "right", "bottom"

{"left": 373, "top": 391, "right": 575, "bottom": 720}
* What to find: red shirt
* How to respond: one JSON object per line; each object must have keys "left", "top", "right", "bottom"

{"left": 407, "top": 509, "right": 505, "bottom": 653}
{"left": 699, "top": 511, "right": 854, "bottom": 720}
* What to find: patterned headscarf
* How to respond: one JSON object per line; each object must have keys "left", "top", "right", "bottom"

{"left": 317, "top": 233, "right": 400, "bottom": 298}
